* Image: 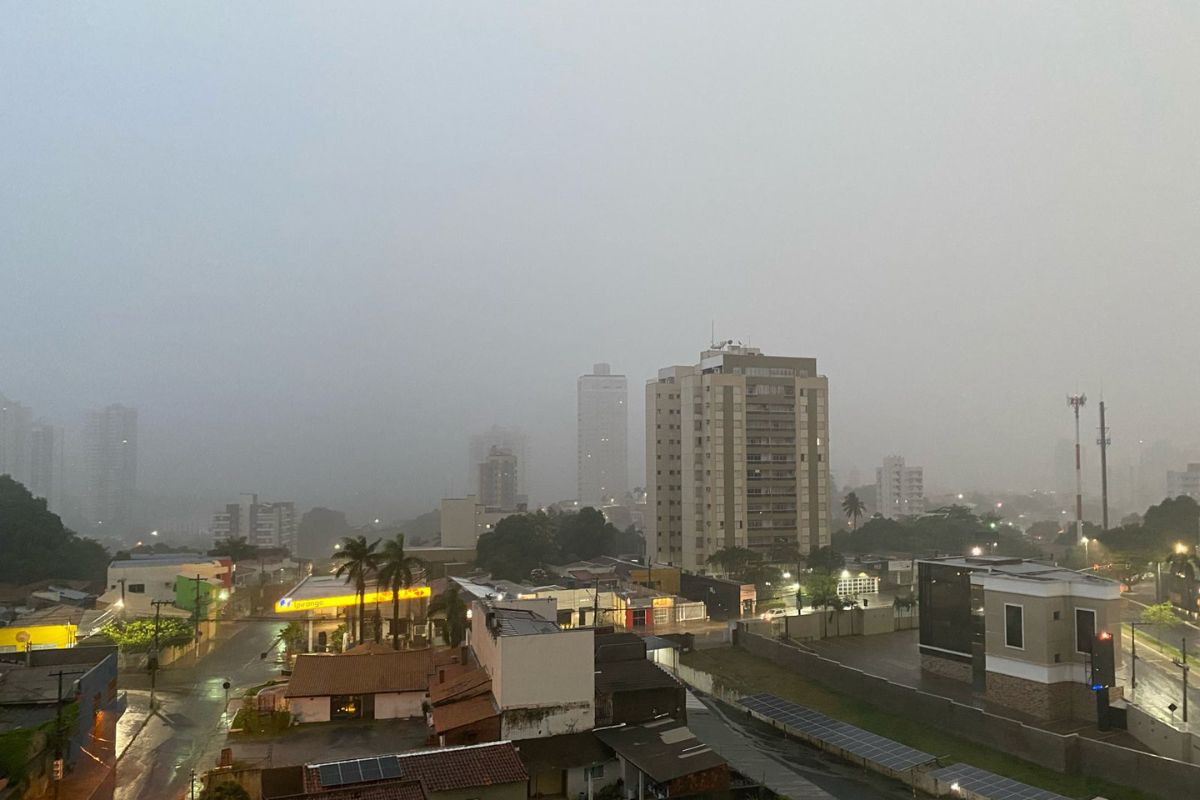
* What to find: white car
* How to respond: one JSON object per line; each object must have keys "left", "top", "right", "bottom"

{"left": 760, "top": 607, "right": 796, "bottom": 621}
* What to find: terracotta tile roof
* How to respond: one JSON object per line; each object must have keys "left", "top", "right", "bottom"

{"left": 429, "top": 666, "right": 490, "bottom": 706}
{"left": 431, "top": 693, "right": 499, "bottom": 734}
{"left": 285, "top": 649, "right": 433, "bottom": 698}
{"left": 307, "top": 742, "right": 526, "bottom": 793}
{"left": 303, "top": 778, "right": 427, "bottom": 800}
{"left": 346, "top": 642, "right": 405, "bottom": 655}
{"left": 433, "top": 646, "right": 468, "bottom": 667}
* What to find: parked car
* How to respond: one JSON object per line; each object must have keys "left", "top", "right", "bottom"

{"left": 760, "top": 607, "right": 796, "bottom": 621}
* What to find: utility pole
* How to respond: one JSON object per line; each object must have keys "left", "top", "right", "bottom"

{"left": 1129, "top": 621, "right": 1149, "bottom": 689}
{"left": 1173, "top": 637, "right": 1190, "bottom": 723}
{"left": 50, "top": 669, "right": 85, "bottom": 800}
{"left": 1067, "top": 394, "right": 1087, "bottom": 543}
{"left": 193, "top": 573, "right": 203, "bottom": 662}
{"left": 149, "top": 599, "right": 170, "bottom": 711}
{"left": 1097, "top": 400, "right": 1111, "bottom": 530}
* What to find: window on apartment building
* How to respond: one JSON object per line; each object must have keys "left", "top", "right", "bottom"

{"left": 1004, "top": 604, "right": 1024, "bottom": 649}
{"left": 1075, "top": 608, "right": 1096, "bottom": 654}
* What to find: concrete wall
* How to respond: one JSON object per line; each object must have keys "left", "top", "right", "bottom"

{"left": 431, "top": 782, "right": 528, "bottom": 800}
{"left": 783, "top": 608, "right": 915, "bottom": 641}
{"left": 1127, "top": 703, "right": 1200, "bottom": 764}
{"left": 375, "top": 691, "right": 425, "bottom": 720}
{"left": 737, "top": 630, "right": 1200, "bottom": 799}
{"left": 288, "top": 696, "right": 329, "bottom": 723}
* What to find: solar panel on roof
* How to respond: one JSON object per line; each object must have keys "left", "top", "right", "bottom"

{"left": 318, "top": 764, "right": 342, "bottom": 787}
{"left": 360, "top": 758, "right": 382, "bottom": 781}
{"left": 339, "top": 760, "right": 363, "bottom": 785}
{"left": 739, "top": 694, "right": 935, "bottom": 772}
{"left": 928, "top": 764, "right": 1070, "bottom": 800}
{"left": 380, "top": 756, "right": 402, "bottom": 779}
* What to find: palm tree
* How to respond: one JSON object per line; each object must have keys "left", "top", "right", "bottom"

{"left": 842, "top": 492, "right": 866, "bottom": 530}
{"left": 333, "top": 535, "right": 381, "bottom": 644}
{"left": 428, "top": 583, "right": 469, "bottom": 648}
{"left": 377, "top": 534, "right": 425, "bottom": 651}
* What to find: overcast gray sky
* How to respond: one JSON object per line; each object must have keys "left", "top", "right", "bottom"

{"left": 3, "top": 3, "right": 1198, "bottom": 519}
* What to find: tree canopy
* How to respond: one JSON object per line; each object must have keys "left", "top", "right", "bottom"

{"left": 0, "top": 476, "right": 109, "bottom": 584}
{"left": 474, "top": 508, "right": 642, "bottom": 582}
{"left": 832, "top": 505, "right": 1041, "bottom": 558}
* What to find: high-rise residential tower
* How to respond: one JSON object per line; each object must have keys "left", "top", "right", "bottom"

{"left": 478, "top": 446, "right": 519, "bottom": 511}
{"left": 646, "top": 342, "right": 830, "bottom": 572}
{"left": 469, "top": 426, "right": 529, "bottom": 497}
{"left": 28, "top": 423, "right": 65, "bottom": 515}
{"left": 82, "top": 404, "right": 138, "bottom": 534}
{"left": 577, "top": 362, "right": 628, "bottom": 506}
{"left": 211, "top": 493, "right": 298, "bottom": 550}
{"left": 0, "top": 394, "right": 34, "bottom": 485}
{"left": 876, "top": 455, "right": 925, "bottom": 518}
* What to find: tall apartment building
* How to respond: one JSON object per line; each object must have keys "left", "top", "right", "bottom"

{"left": 82, "top": 404, "right": 138, "bottom": 533}
{"left": 212, "top": 493, "right": 298, "bottom": 551}
{"left": 0, "top": 394, "right": 33, "bottom": 485}
{"left": 28, "top": 423, "right": 65, "bottom": 515}
{"left": 1167, "top": 464, "right": 1200, "bottom": 500}
{"left": 469, "top": 426, "right": 529, "bottom": 497}
{"left": 646, "top": 342, "right": 830, "bottom": 572}
{"left": 876, "top": 455, "right": 925, "bottom": 518}
{"left": 577, "top": 362, "right": 629, "bottom": 506}
{"left": 478, "top": 446, "right": 519, "bottom": 511}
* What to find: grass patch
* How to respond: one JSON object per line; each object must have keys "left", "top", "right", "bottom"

{"left": 229, "top": 702, "right": 292, "bottom": 736}
{"left": 681, "top": 647, "right": 1153, "bottom": 800}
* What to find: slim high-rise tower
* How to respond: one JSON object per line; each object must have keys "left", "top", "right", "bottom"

{"left": 0, "top": 394, "right": 33, "bottom": 485}
{"left": 1097, "top": 401, "right": 1111, "bottom": 530}
{"left": 647, "top": 343, "right": 830, "bottom": 571}
{"left": 28, "top": 423, "right": 65, "bottom": 515}
{"left": 577, "top": 363, "right": 628, "bottom": 506}
{"left": 1067, "top": 394, "right": 1086, "bottom": 544}
{"left": 82, "top": 404, "right": 138, "bottom": 534}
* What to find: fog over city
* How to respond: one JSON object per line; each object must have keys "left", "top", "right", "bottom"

{"left": 3, "top": 3, "right": 1198, "bottom": 522}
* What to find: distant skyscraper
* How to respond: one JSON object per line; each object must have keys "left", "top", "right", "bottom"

{"left": 82, "top": 404, "right": 138, "bottom": 534}
{"left": 478, "top": 446, "right": 519, "bottom": 511}
{"left": 577, "top": 362, "right": 628, "bottom": 506}
{"left": 646, "top": 342, "right": 831, "bottom": 571}
{"left": 469, "top": 426, "right": 529, "bottom": 497}
{"left": 1167, "top": 464, "right": 1200, "bottom": 501}
{"left": 0, "top": 393, "right": 34, "bottom": 485}
{"left": 28, "top": 423, "right": 65, "bottom": 515}
{"left": 211, "top": 493, "right": 298, "bottom": 550}
{"left": 876, "top": 455, "right": 925, "bottom": 518}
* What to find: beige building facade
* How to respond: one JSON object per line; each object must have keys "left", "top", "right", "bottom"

{"left": 646, "top": 343, "right": 830, "bottom": 572}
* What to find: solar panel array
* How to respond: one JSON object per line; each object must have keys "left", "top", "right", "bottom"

{"left": 315, "top": 755, "right": 404, "bottom": 787}
{"left": 928, "top": 764, "right": 1071, "bottom": 800}
{"left": 740, "top": 693, "right": 935, "bottom": 772}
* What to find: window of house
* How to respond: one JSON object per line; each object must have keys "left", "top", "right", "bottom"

{"left": 1004, "top": 604, "right": 1024, "bottom": 649}
{"left": 1075, "top": 608, "right": 1096, "bottom": 654}
{"left": 128, "top": 584, "right": 145, "bottom": 594}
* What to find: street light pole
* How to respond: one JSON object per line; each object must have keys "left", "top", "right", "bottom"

{"left": 149, "top": 599, "right": 169, "bottom": 711}
{"left": 1172, "top": 637, "right": 1190, "bottom": 724}
{"left": 1128, "top": 621, "right": 1149, "bottom": 689}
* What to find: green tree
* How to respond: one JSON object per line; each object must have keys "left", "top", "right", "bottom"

{"left": 428, "top": 583, "right": 469, "bottom": 648}
{"left": 804, "top": 573, "right": 842, "bottom": 611}
{"left": 99, "top": 618, "right": 194, "bottom": 652}
{"left": 475, "top": 512, "right": 558, "bottom": 581}
{"left": 706, "top": 546, "right": 760, "bottom": 578}
{"left": 377, "top": 534, "right": 425, "bottom": 650}
{"left": 556, "top": 507, "right": 618, "bottom": 561}
{"left": 1140, "top": 602, "right": 1180, "bottom": 628}
{"left": 279, "top": 622, "right": 304, "bottom": 656}
{"left": 332, "top": 535, "right": 381, "bottom": 643}
{"left": 208, "top": 536, "right": 258, "bottom": 561}
{"left": 200, "top": 781, "right": 252, "bottom": 799}
{"left": 806, "top": 546, "right": 845, "bottom": 574}
{"left": 0, "top": 476, "right": 109, "bottom": 583}
{"left": 841, "top": 491, "right": 866, "bottom": 530}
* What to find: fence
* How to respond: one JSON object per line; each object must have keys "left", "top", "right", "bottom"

{"left": 734, "top": 629, "right": 1200, "bottom": 799}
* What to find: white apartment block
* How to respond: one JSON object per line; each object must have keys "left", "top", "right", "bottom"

{"left": 577, "top": 363, "right": 629, "bottom": 506}
{"left": 478, "top": 446, "right": 519, "bottom": 511}
{"left": 212, "top": 493, "right": 298, "bottom": 551}
{"left": 469, "top": 426, "right": 529, "bottom": 497}
{"left": 439, "top": 495, "right": 511, "bottom": 548}
{"left": 646, "top": 343, "right": 831, "bottom": 573}
{"left": 28, "top": 423, "right": 65, "bottom": 515}
{"left": 0, "top": 394, "right": 33, "bottom": 486}
{"left": 876, "top": 455, "right": 925, "bottom": 518}
{"left": 1168, "top": 464, "right": 1200, "bottom": 500}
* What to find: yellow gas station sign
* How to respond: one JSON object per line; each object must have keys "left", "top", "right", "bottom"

{"left": 275, "top": 586, "right": 431, "bottom": 613}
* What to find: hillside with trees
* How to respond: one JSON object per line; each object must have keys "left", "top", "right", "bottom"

{"left": 0, "top": 476, "right": 109, "bottom": 584}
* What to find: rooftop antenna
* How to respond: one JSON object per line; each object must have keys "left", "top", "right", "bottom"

{"left": 710, "top": 320, "right": 715, "bottom": 348}
{"left": 1097, "top": 399, "right": 1111, "bottom": 530}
